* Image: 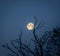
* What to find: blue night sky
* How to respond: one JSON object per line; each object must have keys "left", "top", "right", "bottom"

{"left": 0, "top": 0, "right": 60, "bottom": 56}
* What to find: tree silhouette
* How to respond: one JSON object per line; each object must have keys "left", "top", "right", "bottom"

{"left": 3, "top": 16, "right": 60, "bottom": 56}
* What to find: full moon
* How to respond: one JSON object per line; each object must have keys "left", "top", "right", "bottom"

{"left": 27, "top": 22, "right": 34, "bottom": 30}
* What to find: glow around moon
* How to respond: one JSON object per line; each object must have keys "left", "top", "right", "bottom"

{"left": 27, "top": 22, "right": 34, "bottom": 30}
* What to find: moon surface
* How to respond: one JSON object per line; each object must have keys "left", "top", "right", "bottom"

{"left": 27, "top": 22, "right": 34, "bottom": 30}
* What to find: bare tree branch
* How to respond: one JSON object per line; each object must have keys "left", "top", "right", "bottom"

{"left": 5, "top": 43, "right": 19, "bottom": 56}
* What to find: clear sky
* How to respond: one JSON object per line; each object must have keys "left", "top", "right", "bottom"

{"left": 0, "top": 0, "right": 60, "bottom": 56}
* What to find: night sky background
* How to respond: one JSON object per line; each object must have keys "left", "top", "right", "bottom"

{"left": 0, "top": 0, "right": 60, "bottom": 56}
